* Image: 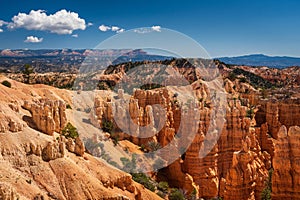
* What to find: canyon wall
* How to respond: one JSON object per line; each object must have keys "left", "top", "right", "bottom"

{"left": 255, "top": 99, "right": 300, "bottom": 139}
{"left": 92, "top": 87, "right": 272, "bottom": 199}
{"left": 272, "top": 125, "right": 300, "bottom": 200}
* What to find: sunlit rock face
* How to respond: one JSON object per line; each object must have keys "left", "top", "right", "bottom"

{"left": 0, "top": 76, "right": 162, "bottom": 200}
{"left": 272, "top": 125, "right": 300, "bottom": 200}
{"left": 93, "top": 86, "right": 272, "bottom": 199}
{"left": 23, "top": 99, "right": 67, "bottom": 135}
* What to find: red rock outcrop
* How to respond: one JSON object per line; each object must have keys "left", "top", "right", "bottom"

{"left": 183, "top": 97, "right": 271, "bottom": 199}
{"left": 93, "top": 88, "right": 200, "bottom": 193}
{"left": 0, "top": 183, "right": 20, "bottom": 200}
{"left": 255, "top": 99, "right": 300, "bottom": 139}
{"left": 0, "top": 129, "right": 162, "bottom": 200}
{"left": 272, "top": 125, "right": 300, "bottom": 199}
{"left": 255, "top": 122, "right": 275, "bottom": 157}
{"left": 92, "top": 87, "right": 271, "bottom": 199}
{"left": 23, "top": 99, "right": 67, "bottom": 135}
{"left": 234, "top": 65, "right": 300, "bottom": 88}
{"left": 0, "top": 102, "right": 25, "bottom": 133}
{"left": 0, "top": 76, "right": 162, "bottom": 200}
{"left": 223, "top": 135, "right": 270, "bottom": 200}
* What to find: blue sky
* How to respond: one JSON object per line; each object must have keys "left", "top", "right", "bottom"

{"left": 0, "top": 0, "right": 299, "bottom": 57}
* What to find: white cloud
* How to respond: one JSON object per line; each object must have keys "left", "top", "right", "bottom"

{"left": 87, "top": 22, "right": 93, "bottom": 26}
{"left": 0, "top": 29, "right": 3, "bottom": 33}
{"left": 99, "top": 24, "right": 111, "bottom": 32}
{"left": 133, "top": 26, "right": 162, "bottom": 34}
{"left": 111, "top": 26, "right": 120, "bottom": 31}
{"left": 0, "top": 20, "right": 7, "bottom": 27}
{"left": 117, "top": 28, "right": 125, "bottom": 33}
{"left": 99, "top": 24, "right": 125, "bottom": 33}
{"left": 151, "top": 25, "right": 161, "bottom": 32}
{"left": 24, "top": 36, "right": 43, "bottom": 43}
{"left": 9, "top": 9, "right": 86, "bottom": 34}
{"left": 71, "top": 34, "right": 78, "bottom": 38}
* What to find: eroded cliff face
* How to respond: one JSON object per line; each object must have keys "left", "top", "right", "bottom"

{"left": 23, "top": 99, "right": 67, "bottom": 136}
{"left": 272, "top": 125, "right": 300, "bottom": 200}
{"left": 92, "top": 85, "right": 272, "bottom": 199}
{"left": 223, "top": 133, "right": 270, "bottom": 200}
{"left": 0, "top": 76, "right": 162, "bottom": 200}
{"left": 255, "top": 99, "right": 300, "bottom": 139}
{"left": 0, "top": 129, "right": 161, "bottom": 200}
{"left": 0, "top": 102, "right": 26, "bottom": 133}
{"left": 183, "top": 98, "right": 271, "bottom": 200}
{"left": 2, "top": 65, "right": 300, "bottom": 200}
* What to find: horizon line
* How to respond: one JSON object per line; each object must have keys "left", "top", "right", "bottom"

{"left": 1, "top": 48, "right": 300, "bottom": 59}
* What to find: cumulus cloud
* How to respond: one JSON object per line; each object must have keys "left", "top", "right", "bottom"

{"left": 71, "top": 34, "right": 78, "bottom": 38}
{"left": 0, "top": 29, "right": 3, "bottom": 33}
{"left": 99, "top": 24, "right": 125, "bottom": 33}
{"left": 8, "top": 9, "right": 86, "bottom": 34}
{"left": 111, "top": 26, "right": 120, "bottom": 31}
{"left": 87, "top": 22, "right": 93, "bottom": 26}
{"left": 99, "top": 24, "right": 111, "bottom": 32}
{"left": 24, "top": 36, "right": 43, "bottom": 43}
{"left": 151, "top": 25, "right": 161, "bottom": 32}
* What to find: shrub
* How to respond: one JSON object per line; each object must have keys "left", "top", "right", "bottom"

{"left": 261, "top": 169, "right": 273, "bottom": 200}
{"left": 228, "top": 72, "right": 236, "bottom": 81}
{"left": 131, "top": 173, "right": 156, "bottom": 192}
{"left": 158, "top": 181, "right": 169, "bottom": 193}
{"left": 66, "top": 104, "right": 72, "bottom": 109}
{"left": 101, "top": 153, "right": 111, "bottom": 162}
{"left": 62, "top": 122, "right": 79, "bottom": 139}
{"left": 121, "top": 154, "right": 137, "bottom": 172}
{"left": 1, "top": 80, "right": 11, "bottom": 88}
{"left": 102, "top": 119, "right": 114, "bottom": 133}
{"left": 140, "top": 83, "right": 163, "bottom": 90}
{"left": 232, "top": 68, "right": 274, "bottom": 89}
{"left": 107, "top": 160, "right": 120, "bottom": 168}
{"left": 156, "top": 190, "right": 166, "bottom": 198}
{"left": 169, "top": 188, "right": 185, "bottom": 200}
{"left": 148, "top": 141, "right": 161, "bottom": 152}
{"left": 190, "top": 188, "right": 198, "bottom": 200}
{"left": 246, "top": 108, "right": 255, "bottom": 119}
{"left": 140, "top": 144, "right": 147, "bottom": 152}
{"left": 23, "top": 64, "right": 34, "bottom": 75}
{"left": 239, "top": 77, "right": 247, "bottom": 83}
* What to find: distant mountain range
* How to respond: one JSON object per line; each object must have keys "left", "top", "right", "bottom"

{"left": 1, "top": 49, "right": 300, "bottom": 69}
{"left": 0, "top": 49, "right": 172, "bottom": 62}
{"left": 218, "top": 54, "right": 300, "bottom": 68}
{"left": 0, "top": 49, "right": 173, "bottom": 73}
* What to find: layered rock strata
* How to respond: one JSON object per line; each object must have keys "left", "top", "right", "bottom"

{"left": 93, "top": 88, "right": 272, "bottom": 199}
{"left": 272, "top": 125, "right": 300, "bottom": 200}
